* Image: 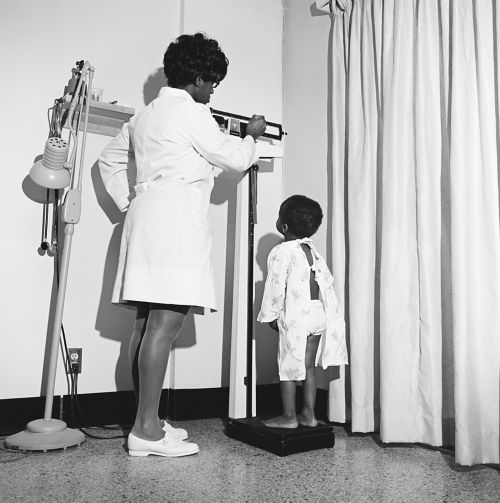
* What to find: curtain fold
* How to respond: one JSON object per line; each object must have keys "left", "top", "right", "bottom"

{"left": 328, "top": 0, "right": 500, "bottom": 466}
{"left": 327, "top": 0, "right": 350, "bottom": 424}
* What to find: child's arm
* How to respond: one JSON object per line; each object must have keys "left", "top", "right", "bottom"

{"left": 257, "top": 245, "right": 288, "bottom": 324}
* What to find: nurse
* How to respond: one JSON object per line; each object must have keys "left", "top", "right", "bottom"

{"left": 99, "top": 32, "right": 266, "bottom": 457}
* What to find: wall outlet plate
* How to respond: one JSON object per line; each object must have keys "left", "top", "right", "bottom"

{"left": 67, "top": 348, "right": 82, "bottom": 374}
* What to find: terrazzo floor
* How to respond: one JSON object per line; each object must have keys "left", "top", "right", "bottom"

{"left": 1, "top": 418, "right": 499, "bottom": 502}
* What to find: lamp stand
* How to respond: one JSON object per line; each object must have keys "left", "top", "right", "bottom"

{"left": 5, "top": 61, "right": 94, "bottom": 451}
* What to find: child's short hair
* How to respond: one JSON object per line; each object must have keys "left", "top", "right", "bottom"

{"left": 280, "top": 195, "right": 323, "bottom": 238}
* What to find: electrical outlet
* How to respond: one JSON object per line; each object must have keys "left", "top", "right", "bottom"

{"left": 67, "top": 348, "right": 82, "bottom": 374}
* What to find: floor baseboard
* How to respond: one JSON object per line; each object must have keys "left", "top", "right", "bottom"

{"left": 0, "top": 384, "right": 329, "bottom": 434}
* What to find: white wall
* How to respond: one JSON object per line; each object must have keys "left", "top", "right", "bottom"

{"left": 282, "top": 1, "right": 333, "bottom": 389}
{"left": 0, "top": 0, "right": 283, "bottom": 399}
{"left": 283, "top": 0, "right": 332, "bottom": 257}
{"left": 176, "top": 0, "right": 284, "bottom": 388}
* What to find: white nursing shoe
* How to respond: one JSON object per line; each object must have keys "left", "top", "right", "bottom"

{"left": 161, "top": 420, "right": 188, "bottom": 440}
{"left": 128, "top": 432, "right": 199, "bottom": 457}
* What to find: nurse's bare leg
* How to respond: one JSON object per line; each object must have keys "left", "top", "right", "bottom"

{"left": 262, "top": 381, "right": 298, "bottom": 428}
{"left": 129, "top": 302, "right": 150, "bottom": 404}
{"left": 131, "top": 303, "right": 189, "bottom": 441}
{"left": 298, "top": 333, "right": 321, "bottom": 427}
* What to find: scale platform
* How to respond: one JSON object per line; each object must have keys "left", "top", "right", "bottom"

{"left": 226, "top": 416, "right": 335, "bottom": 456}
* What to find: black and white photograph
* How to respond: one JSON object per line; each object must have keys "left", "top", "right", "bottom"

{"left": 0, "top": 1, "right": 499, "bottom": 501}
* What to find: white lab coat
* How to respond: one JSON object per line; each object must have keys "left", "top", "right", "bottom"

{"left": 99, "top": 87, "right": 258, "bottom": 309}
{"left": 257, "top": 238, "right": 348, "bottom": 380}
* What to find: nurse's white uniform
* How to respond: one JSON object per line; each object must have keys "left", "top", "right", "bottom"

{"left": 99, "top": 87, "right": 258, "bottom": 310}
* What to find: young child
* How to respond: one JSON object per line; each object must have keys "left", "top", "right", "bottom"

{"left": 257, "top": 195, "right": 348, "bottom": 428}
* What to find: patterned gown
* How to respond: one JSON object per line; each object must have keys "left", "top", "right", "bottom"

{"left": 257, "top": 238, "right": 348, "bottom": 380}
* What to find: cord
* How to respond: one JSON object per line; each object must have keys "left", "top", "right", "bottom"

{"left": 0, "top": 445, "right": 34, "bottom": 463}
{"left": 64, "top": 362, "right": 127, "bottom": 439}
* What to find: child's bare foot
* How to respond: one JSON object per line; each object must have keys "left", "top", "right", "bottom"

{"left": 262, "top": 415, "right": 298, "bottom": 429}
{"left": 297, "top": 412, "right": 318, "bottom": 427}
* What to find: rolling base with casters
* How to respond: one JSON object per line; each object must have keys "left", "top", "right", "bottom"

{"left": 226, "top": 417, "right": 335, "bottom": 457}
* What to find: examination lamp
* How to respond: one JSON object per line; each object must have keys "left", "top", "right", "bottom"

{"left": 6, "top": 60, "right": 94, "bottom": 452}
{"left": 29, "top": 137, "right": 71, "bottom": 189}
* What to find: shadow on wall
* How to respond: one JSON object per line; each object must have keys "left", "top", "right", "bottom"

{"left": 91, "top": 156, "right": 197, "bottom": 392}
{"left": 254, "top": 232, "right": 283, "bottom": 384}
{"left": 22, "top": 160, "right": 69, "bottom": 395}
{"left": 212, "top": 169, "right": 284, "bottom": 388}
{"left": 88, "top": 64, "right": 200, "bottom": 393}
{"left": 211, "top": 157, "right": 286, "bottom": 388}
{"left": 211, "top": 169, "right": 244, "bottom": 386}
{"left": 143, "top": 68, "right": 166, "bottom": 105}
{"left": 91, "top": 159, "right": 135, "bottom": 390}
{"left": 91, "top": 66, "right": 282, "bottom": 392}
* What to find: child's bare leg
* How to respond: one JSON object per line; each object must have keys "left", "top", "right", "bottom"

{"left": 262, "top": 381, "right": 298, "bottom": 428}
{"left": 298, "top": 333, "right": 321, "bottom": 427}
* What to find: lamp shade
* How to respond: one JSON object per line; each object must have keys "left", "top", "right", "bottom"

{"left": 30, "top": 159, "right": 71, "bottom": 189}
{"left": 29, "top": 137, "right": 71, "bottom": 189}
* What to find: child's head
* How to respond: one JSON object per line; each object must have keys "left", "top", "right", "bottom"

{"left": 278, "top": 195, "right": 323, "bottom": 239}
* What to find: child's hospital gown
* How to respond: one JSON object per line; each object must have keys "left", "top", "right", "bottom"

{"left": 257, "top": 238, "right": 348, "bottom": 381}
{"left": 99, "top": 87, "right": 258, "bottom": 309}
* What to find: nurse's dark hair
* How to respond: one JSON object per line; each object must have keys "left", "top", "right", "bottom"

{"left": 279, "top": 195, "right": 323, "bottom": 238}
{"left": 163, "top": 32, "right": 228, "bottom": 87}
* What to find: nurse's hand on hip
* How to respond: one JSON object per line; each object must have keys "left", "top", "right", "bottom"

{"left": 246, "top": 115, "right": 267, "bottom": 140}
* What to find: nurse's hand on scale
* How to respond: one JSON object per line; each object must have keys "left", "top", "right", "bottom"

{"left": 246, "top": 115, "right": 267, "bottom": 141}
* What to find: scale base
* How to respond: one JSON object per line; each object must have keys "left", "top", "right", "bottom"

{"left": 226, "top": 416, "right": 335, "bottom": 456}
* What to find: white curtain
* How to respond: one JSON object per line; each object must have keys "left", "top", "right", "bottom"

{"left": 320, "top": 0, "right": 500, "bottom": 466}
